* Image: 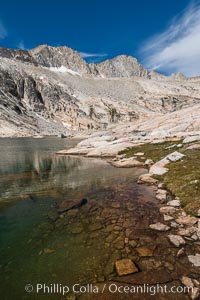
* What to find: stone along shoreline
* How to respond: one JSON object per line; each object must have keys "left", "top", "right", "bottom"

{"left": 55, "top": 136, "right": 200, "bottom": 300}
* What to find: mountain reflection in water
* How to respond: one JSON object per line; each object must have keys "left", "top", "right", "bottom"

{"left": 0, "top": 137, "right": 143, "bottom": 207}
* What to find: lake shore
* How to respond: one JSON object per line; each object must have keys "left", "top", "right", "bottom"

{"left": 55, "top": 136, "right": 200, "bottom": 300}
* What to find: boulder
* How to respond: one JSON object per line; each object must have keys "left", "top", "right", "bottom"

{"left": 134, "top": 152, "right": 144, "bottom": 156}
{"left": 138, "top": 173, "right": 158, "bottom": 185}
{"left": 176, "top": 216, "right": 197, "bottom": 226}
{"left": 149, "top": 151, "right": 185, "bottom": 176}
{"left": 86, "top": 142, "right": 135, "bottom": 157}
{"left": 149, "top": 165, "right": 169, "bottom": 175}
{"left": 110, "top": 158, "right": 143, "bottom": 168}
{"left": 156, "top": 189, "right": 167, "bottom": 202}
{"left": 186, "top": 143, "right": 200, "bottom": 150}
{"left": 167, "top": 200, "right": 181, "bottom": 207}
{"left": 158, "top": 182, "right": 166, "bottom": 189}
{"left": 183, "top": 136, "right": 200, "bottom": 144}
{"left": 163, "top": 214, "right": 174, "bottom": 221}
{"left": 166, "top": 151, "right": 185, "bottom": 162}
{"left": 144, "top": 159, "right": 154, "bottom": 166}
{"left": 160, "top": 206, "right": 177, "bottom": 215}
{"left": 78, "top": 135, "right": 114, "bottom": 146}
{"left": 177, "top": 228, "right": 191, "bottom": 237}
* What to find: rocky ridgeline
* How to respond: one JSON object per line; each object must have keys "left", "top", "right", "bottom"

{"left": 1, "top": 44, "right": 200, "bottom": 136}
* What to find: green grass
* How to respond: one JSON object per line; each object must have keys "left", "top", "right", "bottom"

{"left": 120, "top": 141, "right": 200, "bottom": 215}
{"left": 119, "top": 141, "right": 182, "bottom": 162}
{"left": 163, "top": 149, "right": 200, "bottom": 215}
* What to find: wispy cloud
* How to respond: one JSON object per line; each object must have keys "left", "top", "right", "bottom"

{"left": 17, "top": 40, "right": 25, "bottom": 50}
{"left": 79, "top": 52, "right": 108, "bottom": 63}
{"left": 79, "top": 52, "right": 108, "bottom": 59}
{"left": 142, "top": 1, "right": 200, "bottom": 77}
{"left": 0, "top": 20, "right": 7, "bottom": 39}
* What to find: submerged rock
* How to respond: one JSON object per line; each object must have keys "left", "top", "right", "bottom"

{"left": 135, "top": 247, "right": 154, "bottom": 257}
{"left": 47, "top": 209, "right": 59, "bottom": 221}
{"left": 114, "top": 268, "right": 172, "bottom": 284}
{"left": 114, "top": 241, "right": 125, "bottom": 250}
{"left": 115, "top": 259, "right": 138, "bottom": 276}
{"left": 70, "top": 224, "right": 84, "bottom": 234}
{"left": 58, "top": 198, "right": 87, "bottom": 213}
{"left": 89, "top": 223, "right": 102, "bottom": 232}
{"left": 43, "top": 248, "right": 55, "bottom": 254}
{"left": 129, "top": 240, "right": 137, "bottom": 248}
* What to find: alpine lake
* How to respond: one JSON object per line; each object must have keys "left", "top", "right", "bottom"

{"left": 0, "top": 137, "right": 193, "bottom": 300}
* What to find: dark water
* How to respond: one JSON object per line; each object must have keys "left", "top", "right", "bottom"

{"left": 0, "top": 137, "right": 156, "bottom": 300}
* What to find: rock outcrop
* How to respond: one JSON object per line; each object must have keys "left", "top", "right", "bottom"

{"left": 1, "top": 44, "right": 200, "bottom": 137}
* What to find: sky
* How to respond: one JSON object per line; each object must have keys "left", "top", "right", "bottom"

{"left": 0, "top": 0, "right": 199, "bottom": 76}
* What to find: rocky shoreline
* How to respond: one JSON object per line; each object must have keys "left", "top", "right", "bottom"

{"left": 112, "top": 151, "right": 200, "bottom": 300}
{"left": 55, "top": 135, "right": 200, "bottom": 300}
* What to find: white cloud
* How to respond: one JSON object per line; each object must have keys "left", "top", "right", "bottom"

{"left": 142, "top": 1, "right": 200, "bottom": 77}
{"left": 18, "top": 40, "right": 25, "bottom": 50}
{"left": 0, "top": 20, "right": 7, "bottom": 39}
{"left": 79, "top": 52, "right": 108, "bottom": 59}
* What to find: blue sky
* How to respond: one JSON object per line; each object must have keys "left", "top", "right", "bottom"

{"left": 0, "top": 0, "right": 199, "bottom": 76}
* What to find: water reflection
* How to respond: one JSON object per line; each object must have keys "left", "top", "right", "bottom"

{"left": 0, "top": 138, "right": 143, "bottom": 206}
{"left": 0, "top": 138, "right": 151, "bottom": 300}
{"left": 0, "top": 138, "right": 82, "bottom": 204}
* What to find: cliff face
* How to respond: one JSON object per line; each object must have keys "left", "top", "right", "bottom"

{"left": 0, "top": 45, "right": 200, "bottom": 137}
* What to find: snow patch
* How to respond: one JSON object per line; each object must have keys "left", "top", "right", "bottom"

{"left": 50, "top": 66, "right": 81, "bottom": 76}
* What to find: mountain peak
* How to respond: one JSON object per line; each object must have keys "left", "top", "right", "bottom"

{"left": 29, "top": 44, "right": 91, "bottom": 74}
{"left": 94, "top": 54, "right": 148, "bottom": 78}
